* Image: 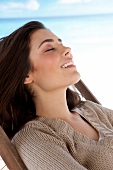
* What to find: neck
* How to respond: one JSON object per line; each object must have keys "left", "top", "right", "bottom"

{"left": 34, "top": 88, "right": 72, "bottom": 120}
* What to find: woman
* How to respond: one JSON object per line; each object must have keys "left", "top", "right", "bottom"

{"left": 0, "top": 21, "right": 113, "bottom": 170}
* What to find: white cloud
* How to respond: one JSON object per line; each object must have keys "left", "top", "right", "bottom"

{"left": 0, "top": 0, "right": 39, "bottom": 11}
{"left": 58, "top": 0, "right": 94, "bottom": 4}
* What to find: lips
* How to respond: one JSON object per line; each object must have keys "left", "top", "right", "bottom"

{"left": 61, "top": 61, "right": 74, "bottom": 68}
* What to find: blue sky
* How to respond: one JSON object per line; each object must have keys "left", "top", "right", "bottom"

{"left": 0, "top": 0, "right": 113, "bottom": 18}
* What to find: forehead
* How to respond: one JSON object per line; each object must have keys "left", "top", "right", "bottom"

{"left": 30, "top": 29, "right": 58, "bottom": 46}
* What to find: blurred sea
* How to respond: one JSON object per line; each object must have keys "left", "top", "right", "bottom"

{"left": 0, "top": 14, "right": 113, "bottom": 108}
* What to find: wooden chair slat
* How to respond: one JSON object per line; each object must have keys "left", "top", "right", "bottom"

{"left": 0, "top": 126, "right": 28, "bottom": 170}
{"left": 75, "top": 79, "right": 101, "bottom": 104}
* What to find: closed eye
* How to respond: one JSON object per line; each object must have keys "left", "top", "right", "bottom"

{"left": 45, "top": 48, "right": 55, "bottom": 52}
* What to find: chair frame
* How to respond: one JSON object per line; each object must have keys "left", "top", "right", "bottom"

{"left": 75, "top": 79, "right": 101, "bottom": 104}
{"left": 0, "top": 126, "right": 28, "bottom": 170}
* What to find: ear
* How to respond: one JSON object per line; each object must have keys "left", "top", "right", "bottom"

{"left": 24, "top": 74, "right": 33, "bottom": 85}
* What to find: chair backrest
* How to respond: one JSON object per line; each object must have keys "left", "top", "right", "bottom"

{"left": 75, "top": 79, "right": 101, "bottom": 104}
{"left": 0, "top": 126, "right": 28, "bottom": 170}
{"left": 0, "top": 79, "right": 100, "bottom": 170}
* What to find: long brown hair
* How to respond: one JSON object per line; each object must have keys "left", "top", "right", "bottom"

{"left": 0, "top": 21, "right": 82, "bottom": 139}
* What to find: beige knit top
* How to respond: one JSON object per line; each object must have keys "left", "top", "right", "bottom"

{"left": 12, "top": 101, "right": 113, "bottom": 170}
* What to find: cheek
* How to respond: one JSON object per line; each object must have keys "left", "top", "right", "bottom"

{"left": 32, "top": 60, "right": 61, "bottom": 91}
{"left": 37, "top": 54, "right": 60, "bottom": 73}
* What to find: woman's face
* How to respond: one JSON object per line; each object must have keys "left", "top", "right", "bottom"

{"left": 25, "top": 28, "right": 80, "bottom": 91}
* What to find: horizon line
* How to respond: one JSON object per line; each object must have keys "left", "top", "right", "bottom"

{"left": 0, "top": 12, "right": 113, "bottom": 20}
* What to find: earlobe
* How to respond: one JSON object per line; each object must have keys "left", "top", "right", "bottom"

{"left": 24, "top": 75, "right": 33, "bottom": 84}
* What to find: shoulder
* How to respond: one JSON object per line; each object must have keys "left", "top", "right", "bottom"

{"left": 12, "top": 118, "right": 67, "bottom": 150}
{"left": 80, "top": 100, "right": 113, "bottom": 128}
{"left": 13, "top": 118, "right": 60, "bottom": 142}
{"left": 83, "top": 100, "right": 113, "bottom": 114}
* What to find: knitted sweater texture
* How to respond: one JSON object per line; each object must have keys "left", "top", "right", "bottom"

{"left": 12, "top": 101, "right": 113, "bottom": 170}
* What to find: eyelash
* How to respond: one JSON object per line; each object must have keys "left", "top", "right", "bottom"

{"left": 45, "top": 48, "right": 55, "bottom": 52}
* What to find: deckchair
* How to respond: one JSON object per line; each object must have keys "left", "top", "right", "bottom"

{"left": 0, "top": 79, "right": 101, "bottom": 170}
{"left": 0, "top": 125, "right": 27, "bottom": 170}
{"left": 74, "top": 79, "right": 101, "bottom": 104}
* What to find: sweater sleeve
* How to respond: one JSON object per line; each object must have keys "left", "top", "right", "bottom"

{"left": 13, "top": 124, "right": 87, "bottom": 170}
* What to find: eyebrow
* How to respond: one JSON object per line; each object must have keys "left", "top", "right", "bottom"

{"left": 38, "top": 38, "right": 62, "bottom": 48}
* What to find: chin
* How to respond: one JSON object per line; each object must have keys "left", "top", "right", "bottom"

{"left": 66, "top": 78, "right": 80, "bottom": 87}
{"left": 72, "top": 71, "right": 81, "bottom": 84}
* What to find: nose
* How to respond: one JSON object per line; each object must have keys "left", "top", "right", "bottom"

{"left": 62, "top": 46, "right": 72, "bottom": 58}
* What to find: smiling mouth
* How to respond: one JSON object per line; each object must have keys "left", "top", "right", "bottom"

{"left": 61, "top": 61, "right": 75, "bottom": 68}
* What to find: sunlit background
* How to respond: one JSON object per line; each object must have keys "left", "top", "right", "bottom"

{"left": 0, "top": 0, "right": 113, "bottom": 169}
